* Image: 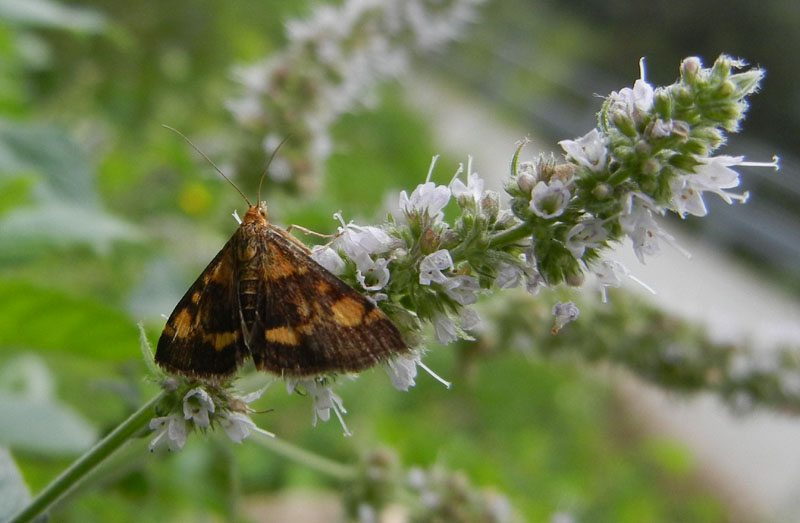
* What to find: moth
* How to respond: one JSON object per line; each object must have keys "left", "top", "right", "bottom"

{"left": 155, "top": 128, "right": 408, "bottom": 381}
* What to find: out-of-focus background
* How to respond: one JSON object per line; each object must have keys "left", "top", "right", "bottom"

{"left": 0, "top": 0, "right": 798, "bottom": 521}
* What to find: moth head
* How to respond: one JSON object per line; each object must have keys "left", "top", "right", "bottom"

{"left": 242, "top": 203, "right": 269, "bottom": 225}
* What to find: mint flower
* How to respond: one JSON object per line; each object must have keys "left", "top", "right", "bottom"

{"left": 558, "top": 128, "right": 608, "bottom": 172}
{"left": 670, "top": 155, "right": 777, "bottom": 217}
{"left": 529, "top": 179, "right": 571, "bottom": 219}
{"left": 400, "top": 180, "right": 451, "bottom": 221}
{"left": 311, "top": 245, "right": 347, "bottom": 275}
{"left": 552, "top": 301, "right": 580, "bottom": 333}
{"left": 432, "top": 312, "right": 459, "bottom": 345}
{"left": 218, "top": 411, "right": 259, "bottom": 444}
{"left": 419, "top": 249, "right": 454, "bottom": 285}
{"left": 182, "top": 387, "right": 215, "bottom": 428}
{"left": 619, "top": 193, "right": 674, "bottom": 263}
{"left": 385, "top": 351, "right": 421, "bottom": 391}
{"left": 148, "top": 413, "right": 187, "bottom": 452}
{"left": 356, "top": 257, "right": 391, "bottom": 291}
{"left": 287, "top": 378, "right": 350, "bottom": 436}
{"left": 444, "top": 275, "right": 480, "bottom": 305}
{"left": 449, "top": 163, "right": 485, "bottom": 204}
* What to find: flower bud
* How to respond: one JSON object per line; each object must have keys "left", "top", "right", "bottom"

{"left": 715, "top": 80, "right": 735, "bottom": 98}
{"left": 592, "top": 183, "right": 612, "bottom": 200}
{"left": 516, "top": 172, "right": 536, "bottom": 195}
{"left": 641, "top": 157, "right": 660, "bottom": 176}
{"left": 419, "top": 229, "right": 440, "bottom": 253}
{"left": 565, "top": 270, "right": 585, "bottom": 287}
{"left": 480, "top": 191, "right": 500, "bottom": 220}
{"left": 680, "top": 56, "right": 702, "bottom": 83}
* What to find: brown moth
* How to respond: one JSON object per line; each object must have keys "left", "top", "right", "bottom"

{"left": 155, "top": 129, "right": 408, "bottom": 381}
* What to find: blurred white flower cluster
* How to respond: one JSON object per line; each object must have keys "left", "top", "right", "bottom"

{"left": 226, "top": 0, "right": 485, "bottom": 189}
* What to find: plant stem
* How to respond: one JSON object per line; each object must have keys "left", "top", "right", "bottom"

{"left": 252, "top": 431, "right": 357, "bottom": 482}
{"left": 487, "top": 222, "right": 534, "bottom": 249}
{"left": 9, "top": 392, "right": 165, "bottom": 523}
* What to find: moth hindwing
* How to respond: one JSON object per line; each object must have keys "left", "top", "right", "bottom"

{"left": 155, "top": 202, "right": 408, "bottom": 381}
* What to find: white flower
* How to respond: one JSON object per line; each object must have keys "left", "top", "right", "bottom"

{"left": 670, "top": 155, "right": 756, "bottom": 217}
{"left": 459, "top": 307, "right": 481, "bottom": 331}
{"left": 449, "top": 164, "right": 485, "bottom": 204}
{"left": 218, "top": 411, "right": 258, "bottom": 444}
{"left": 356, "top": 257, "right": 391, "bottom": 291}
{"left": 148, "top": 413, "right": 187, "bottom": 452}
{"left": 607, "top": 78, "right": 655, "bottom": 126}
{"left": 182, "top": 387, "right": 215, "bottom": 429}
{"left": 551, "top": 301, "right": 580, "bottom": 333}
{"left": 399, "top": 181, "right": 451, "bottom": 220}
{"left": 419, "top": 249, "right": 454, "bottom": 285}
{"left": 558, "top": 129, "right": 608, "bottom": 172}
{"left": 590, "top": 258, "right": 655, "bottom": 303}
{"left": 335, "top": 217, "right": 395, "bottom": 267}
{"left": 619, "top": 192, "right": 674, "bottom": 263}
{"left": 385, "top": 351, "right": 420, "bottom": 391}
{"left": 287, "top": 378, "right": 350, "bottom": 436}
{"left": 495, "top": 261, "right": 523, "bottom": 289}
{"left": 565, "top": 220, "right": 607, "bottom": 258}
{"left": 529, "top": 180, "right": 571, "bottom": 219}
{"left": 311, "top": 246, "right": 347, "bottom": 275}
{"left": 432, "top": 312, "right": 458, "bottom": 345}
{"left": 444, "top": 275, "right": 480, "bottom": 305}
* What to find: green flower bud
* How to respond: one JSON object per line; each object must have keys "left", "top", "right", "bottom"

{"left": 592, "top": 182, "right": 613, "bottom": 199}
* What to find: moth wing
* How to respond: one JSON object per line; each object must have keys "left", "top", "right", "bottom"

{"left": 249, "top": 230, "right": 408, "bottom": 377}
{"left": 155, "top": 236, "right": 249, "bottom": 380}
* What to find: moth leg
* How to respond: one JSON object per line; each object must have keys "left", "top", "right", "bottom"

{"left": 274, "top": 225, "right": 342, "bottom": 253}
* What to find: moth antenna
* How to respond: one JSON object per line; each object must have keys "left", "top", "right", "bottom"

{"left": 257, "top": 135, "right": 292, "bottom": 204}
{"left": 162, "top": 124, "right": 251, "bottom": 207}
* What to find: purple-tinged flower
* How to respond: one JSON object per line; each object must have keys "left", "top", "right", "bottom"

{"left": 495, "top": 261, "right": 523, "bottom": 289}
{"left": 670, "top": 155, "right": 777, "bottom": 217}
{"left": 218, "top": 411, "right": 259, "bottom": 444}
{"left": 419, "top": 249, "right": 454, "bottom": 285}
{"left": 182, "top": 387, "right": 215, "bottom": 429}
{"left": 444, "top": 275, "right": 480, "bottom": 305}
{"left": 565, "top": 220, "right": 607, "bottom": 258}
{"left": 432, "top": 312, "right": 458, "bottom": 345}
{"left": 552, "top": 301, "right": 580, "bottom": 333}
{"left": 559, "top": 129, "right": 608, "bottom": 172}
{"left": 529, "top": 180, "right": 571, "bottom": 219}
{"left": 148, "top": 414, "right": 187, "bottom": 452}
{"left": 450, "top": 162, "right": 485, "bottom": 204}
{"left": 311, "top": 246, "right": 347, "bottom": 275}
{"left": 287, "top": 378, "right": 350, "bottom": 436}
{"left": 356, "top": 257, "right": 391, "bottom": 291}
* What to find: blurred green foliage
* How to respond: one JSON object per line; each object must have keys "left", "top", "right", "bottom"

{"left": 0, "top": 1, "right": 734, "bottom": 521}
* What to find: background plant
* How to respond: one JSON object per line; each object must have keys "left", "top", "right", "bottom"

{"left": 0, "top": 0, "right": 794, "bottom": 522}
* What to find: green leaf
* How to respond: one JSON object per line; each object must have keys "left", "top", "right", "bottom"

{"left": 0, "top": 0, "right": 105, "bottom": 33}
{"left": 0, "top": 447, "right": 31, "bottom": 521}
{"left": 0, "top": 279, "right": 139, "bottom": 361}
{"left": 0, "top": 119, "right": 98, "bottom": 206}
{"left": 0, "top": 395, "right": 97, "bottom": 455}
{"left": 0, "top": 201, "right": 142, "bottom": 259}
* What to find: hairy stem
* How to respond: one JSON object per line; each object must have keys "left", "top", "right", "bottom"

{"left": 9, "top": 392, "right": 166, "bottom": 523}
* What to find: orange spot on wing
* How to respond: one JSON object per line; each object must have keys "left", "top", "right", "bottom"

{"left": 203, "top": 331, "right": 240, "bottom": 351}
{"left": 172, "top": 308, "right": 194, "bottom": 337}
{"left": 331, "top": 297, "right": 365, "bottom": 327}
{"left": 265, "top": 326, "right": 301, "bottom": 346}
{"left": 364, "top": 307, "right": 385, "bottom": 325}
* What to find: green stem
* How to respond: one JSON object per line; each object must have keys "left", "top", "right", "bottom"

{"left": 9, "top": 392, "right": 165, "bottom": 523}
{"left": 487, "top": 222, "right": 534, "bottom": 249}
{"left": 252, "top": 431, "right": 357, "bottom": 482}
